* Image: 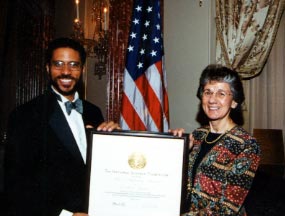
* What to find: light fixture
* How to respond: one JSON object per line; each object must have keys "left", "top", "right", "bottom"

{"left": 72, "top": 0, "right": 109, "bottom": 79}
{"left": 199, "top": 0, "right": 203, "bottom": 7}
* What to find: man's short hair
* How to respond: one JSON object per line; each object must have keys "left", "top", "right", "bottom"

{"left": 46, "top": 37, "right": 86, "bottom": 65}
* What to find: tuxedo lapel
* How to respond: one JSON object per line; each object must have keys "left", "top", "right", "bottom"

{"left": 81, "top": 101, "right": 91, "bottom": 126}
{"left": 48, "top": 97, "right": 84, "bottom": 164}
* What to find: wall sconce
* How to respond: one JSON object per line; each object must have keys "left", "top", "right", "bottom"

{"left": 72, "top": 0, "right": 109, "bottom": 80}
{"left": 199, "top": 0, "right": 203, "bottom": 7}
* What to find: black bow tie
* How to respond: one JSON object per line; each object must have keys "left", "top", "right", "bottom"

{"left": 65, "top": 99, "right": 83, "bottom": 115}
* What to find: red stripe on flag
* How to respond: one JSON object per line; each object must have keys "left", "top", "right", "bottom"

{"left": 135, "top": 72, "right": 164, "bottom": 131}
{"left": 155, "top": 61, "right": 170, "bottom": 124}
{"left": 120, "top": 92, "right": 147, "bottom": 130}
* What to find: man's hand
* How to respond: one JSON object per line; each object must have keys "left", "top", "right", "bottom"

{"left": 97, "top": 121, "right": 121, "bottom": 132}
{"left": 73, "top": 213, "right": 88, "bottom": 216}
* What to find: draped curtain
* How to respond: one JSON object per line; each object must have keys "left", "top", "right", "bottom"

{"left": 247, "top": 14, "right": 285, "bottom": 149}
{"left": 216, "top": 0, "right": 285, "bottom": 79}
{"left": 0, "top": 0, "right": 54, "bottom": 144}
{"left": 106, "top": 0, "right": 133, "bottom": 122}
{"left": 215, "top": 0, "right": 285, "bottom": 158}
{"left": 0, "top": 0, "right": 54, "bottom": 193}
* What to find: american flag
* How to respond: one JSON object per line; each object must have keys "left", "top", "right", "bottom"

{"left": 120, "top": 0, "right": 169, "bottom": 132}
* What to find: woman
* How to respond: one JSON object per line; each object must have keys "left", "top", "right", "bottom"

{"left": 172, "top": 65, "right": 260, "bottom": 215}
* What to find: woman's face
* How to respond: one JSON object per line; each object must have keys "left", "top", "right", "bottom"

{"left": 202, "top": 81, "right": 237, "bottom": 122}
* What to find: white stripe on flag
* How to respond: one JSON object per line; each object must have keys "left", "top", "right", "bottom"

{"left": 123, "top": 69, "right": 159, "bottom": 131}
{"left": 145, "top": 63, "right": 169, "bottom": 132}
{"left": 145, "top": 64, "right": 163, "bottom": 104}
{"left": 119, "top": 115, "right": 130, "bottom": 130}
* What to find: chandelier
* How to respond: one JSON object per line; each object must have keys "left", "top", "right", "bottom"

{"left": 72, "top": 0, "right": 109, "bottom": 79}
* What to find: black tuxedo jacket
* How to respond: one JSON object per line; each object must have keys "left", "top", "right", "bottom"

{"left": 4, "top": 89, "right": 104, "bottom": 216}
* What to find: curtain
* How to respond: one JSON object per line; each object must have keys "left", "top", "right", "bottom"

{"left": 0, "top": 0, "right": 54, "bottom": 143}
{"left": 247, "top": 13, "right": 285, "bottom": 150}
{"left": 106, "top": 0, "right": 133, "bottom": 122}
{"left": 216, "top": 0, "right": 285, "bottom": 79}
{"left": 215, "top": 0, "right": 285, "bottom": 161}
{"left": 0, "top": 0, "right": 54, "bottom": 193}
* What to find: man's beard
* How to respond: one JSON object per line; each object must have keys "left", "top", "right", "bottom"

{"left": 49, "top": 74, "right": 82, "bottom": 96}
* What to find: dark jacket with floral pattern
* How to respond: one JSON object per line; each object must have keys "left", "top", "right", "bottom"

{"left": 184, "top": 126, "right": 261, "bottom": 216}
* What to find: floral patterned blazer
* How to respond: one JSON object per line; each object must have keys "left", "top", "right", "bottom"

{"left": 184, "top": 126, "right": 261, "bottom": 216}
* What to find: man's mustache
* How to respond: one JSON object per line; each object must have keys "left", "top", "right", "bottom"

{"left": 56, "top": 75, "right": 76, "bottom": 80}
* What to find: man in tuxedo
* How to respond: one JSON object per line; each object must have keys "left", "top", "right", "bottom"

{"left": 4, "top": 37, "right": 120, "bottom": 216}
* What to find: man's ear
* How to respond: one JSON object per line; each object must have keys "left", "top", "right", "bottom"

{"left": 46, "top": 65, "right": 50, "bottom": 74}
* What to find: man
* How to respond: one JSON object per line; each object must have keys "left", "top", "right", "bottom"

{"left": 4, "top": 37, "right": 119, "bottom": 216}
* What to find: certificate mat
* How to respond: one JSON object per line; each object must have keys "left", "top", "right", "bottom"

{"left": 87, "top": 131, "right": 187, "bottom": 216}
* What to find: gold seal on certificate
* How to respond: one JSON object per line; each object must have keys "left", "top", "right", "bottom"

{"left": 128, "top": 152, "right": 147, "bottom": 169}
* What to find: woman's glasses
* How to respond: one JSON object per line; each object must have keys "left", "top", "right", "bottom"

{"left": 202, "top": 90, "right": 232, "bottom": 100}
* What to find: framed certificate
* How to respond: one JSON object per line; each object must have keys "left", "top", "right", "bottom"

{"left": 86, "top": 130, "right": 188, "bottom": 216}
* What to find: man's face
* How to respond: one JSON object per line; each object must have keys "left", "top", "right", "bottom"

{"left": 47, "top": 47, "right": 84, "bottom": 100}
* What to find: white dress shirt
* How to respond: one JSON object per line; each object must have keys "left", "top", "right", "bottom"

{"left": 51, "top": 87, "right": 87, "bottom": 216}
{"left": 52, "top": 87, "right": 87, "bottom": 163}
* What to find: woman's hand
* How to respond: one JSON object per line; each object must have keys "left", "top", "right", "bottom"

{"left": 169, "top": 128, "right": 194, "bottom": 150}
{"left": 168, "top": 128, "right": 185, "bottom": 137}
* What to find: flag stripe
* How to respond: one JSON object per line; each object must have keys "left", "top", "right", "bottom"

{"left": 120, "top": 93, "right": 147, "bottom": 130}
{"left": 135, "top": 70, "right": 162, "bottom": 130}
{"left": 136, "top": 63, "right": 165, "bottom": 130}
{"left": 121, "top": 69, "right": 158, "bottom": 131}
{"left": 155, "top": 61, "right": 170, "bottom": 124}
